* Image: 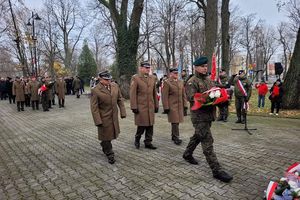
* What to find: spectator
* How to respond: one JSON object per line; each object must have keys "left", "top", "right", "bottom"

{"left": 255, "top": 80, "right": 268, "bottom": 110}
{"left": 269, "top": 79, "right": 284, "bottom": 116}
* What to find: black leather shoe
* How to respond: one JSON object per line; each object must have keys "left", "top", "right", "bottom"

{"left": 107, "top": 156, "right": 115, "bottom": 164}
{"left": 145, "top": 144, "right": 157, "bottom": 150}
{"left": 183, "top": 154, "right": 198, "bottom": 165}
{"left": 223, "top": 118, "right": 227, "bottom": 122}
{"left": 241, "top": 120, "right": 245, "bottom": 124}
{"left": 213, "top": 170, "right": 233, "bottom": 183}
{"left": 174, "top": 139, "right": 182, "bottom": 145}
{"left": 134, "top": 140, "right": 140, "bottom": 149}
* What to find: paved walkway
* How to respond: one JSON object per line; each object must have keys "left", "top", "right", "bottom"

{"left": 0, "top": 95, "right": 299, "bottom": 199}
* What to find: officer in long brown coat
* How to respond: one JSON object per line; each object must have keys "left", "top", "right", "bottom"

{"left": 72, "top": 76, "right": 81, "bottom": 98}
{"left": 162, "top": 68, "right": 187, "bottom": 145}
{"left": 183, "top": 56, "right": 233, "bottom": 183}
{"left": 90, "top": 71, "right": 126, "bottom": 164}
{"left": 28, "top": 76, "right": 40, "bottom": 110}
{"left": 12, "top": 76, "right": 25, "bottom": 111}
{"left": 130, "top": 61, "right": 159, "bottom": 150}
{"left": 55, "top": 77, "right": 66, "bottom": 108}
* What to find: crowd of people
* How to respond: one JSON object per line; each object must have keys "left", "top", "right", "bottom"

{"left": 0, "top": 58, "right": 284, "bottom": 184}
{"left": 0, "top": 75, "right": 85, "bottom": 112}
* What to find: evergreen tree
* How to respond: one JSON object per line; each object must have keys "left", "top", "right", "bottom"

{"left": 78, "top": 40, "right": 97, "bottom": 85}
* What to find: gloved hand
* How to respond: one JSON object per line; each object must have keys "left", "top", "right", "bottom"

{"left": 155, "top": 107, "right": 159, "bottom": 113}
{"left": 121, "top": 116, "right": 126, "bottom": 119}
{"left": 132, "top": 109, "right": 139, "bottom": 114}
{"left": 163, "top": 109, "right": 170, "bottom": 114}
{"left": 96, "top": 124, "right": 103, "bottom": 127}
{"left": 184, "top": 107, "right": 188, "bottom": 116}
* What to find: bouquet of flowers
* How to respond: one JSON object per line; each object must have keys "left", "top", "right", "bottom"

{"left": 191, "top": 87, "right": 229, "bottom": 110}
{"left": 265, "top": 162, "right": 300, "bottom": 200}
{"left": 38, "top": 84, "right": 47, "bottom": 96}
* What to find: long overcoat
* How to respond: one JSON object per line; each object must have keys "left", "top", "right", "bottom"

{"left": 12, "top": 81, "right": 25, "bottom": 101}
{"left": 29, "top": 81, "right": 40, "bottom": 101}
{"left": 55, "top": 80, "right": 66, "bottom": 99}
{"left": 90, "top": 83, "right": 126, "bottom": 141}
{"left": 72, "top": 78, "right": 81, "bottom": 90}
{"left": 130, "top": 74, "right": 159, "bottom": 126}
{"left": 162, "top": 77, "right": 187, "bottom": 123}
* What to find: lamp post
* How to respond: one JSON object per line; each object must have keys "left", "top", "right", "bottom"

{"left": 26, "top": 12, "right": 41, "bottom": 77}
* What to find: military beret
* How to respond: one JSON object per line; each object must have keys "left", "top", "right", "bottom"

{"left": 98, "top": 70, "right": 112, "bottom": 80}
{"left": 169, "top": 68, "right": 178, "bottom": 73}
{"left": 238, "top": 70, "right": 245, "bottom": 75}
{"left": 193, "top": 56, "right": 208, "bottom": 66}
{"left": 140, "top": 61, "right": 151, "bottom": 68}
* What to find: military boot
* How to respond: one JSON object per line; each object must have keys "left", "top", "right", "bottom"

{"left": 183, "top": 154, "right": 198, "bottom": 165}
{"left": 235, "top": 118, "right": 242, "bottom": 123}
{"left": 134, "top": 139, "right": 140, "bottom": 149}
{"left": 213, "top": 170, "right": 233, "bottom": 183}
{"left": 172, "top": 137, "right": 182, "bottom": 145}
{"left": 145, "top": 143, "right": 157, "bottom": 150}
{"left": 107, "top": 155, "right": 115, "bottom": 164}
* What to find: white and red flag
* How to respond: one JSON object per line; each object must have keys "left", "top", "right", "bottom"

{"left": 266, "top": 181, "right": 278, "bottom": 200}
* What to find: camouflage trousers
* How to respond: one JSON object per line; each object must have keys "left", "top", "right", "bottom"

{"left": 183, "top": 122, "right": 221, "bottom": 173}
{"left": 235, "top": 97, "right": 246, "bottom": 120}
{"left": 218, "top": 102, "right": 229, "bottom": 120}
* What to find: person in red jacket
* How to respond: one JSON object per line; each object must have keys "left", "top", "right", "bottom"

{"left": 255, "top": 80, "right": 268, "bottom": 109}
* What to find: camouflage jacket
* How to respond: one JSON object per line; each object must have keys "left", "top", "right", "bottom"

{"left": 233, "top": 76, "right": 252, "bottom": 101}
{"left": 186, "top": 72, "right": 216, "bottom": 122}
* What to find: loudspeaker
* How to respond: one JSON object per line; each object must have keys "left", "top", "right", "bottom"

{"left": 275, "top": 62, "right": 283, "bottom": 75}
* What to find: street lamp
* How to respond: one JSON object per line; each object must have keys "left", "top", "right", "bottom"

{"left": 26, "top": 12, "right": 41, "bottom": 77}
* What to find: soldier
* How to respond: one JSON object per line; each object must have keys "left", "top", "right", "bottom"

{"left": 130, "top": 61, "right": 159, "bottom": 150}
{"left": 232, "top": 70, "right": 252, "bottom": 124}
{"left": 215, "top": 69, "right": 230, "bottom": 122}
{"left": 72, "top": 76, "right": 81, "bottom": 98}
{"left": 24, "top": 77, "right": 31, "bottom": 107}
{"left": 55, "top": 76, "right": 66, "bottom": 108}
{"left": 162, "top": 68, "right": 187, "bottom": 145}
{"left": 12, "top": 76, "right": 25, "bottom": 111}
{"left": 183, "top": 56, "right": 233, "bottom": 183}
{"left": 90, "top": 71, "right": 126, "bottom": 164}
{"left": 6, "top": 77, "right": 15, "bottom": 104}
{"left": 40, "top": 76, "right": 55, "bottom": 112}
{"left": 28, "top": 76, "right": 40, "bottom": 110}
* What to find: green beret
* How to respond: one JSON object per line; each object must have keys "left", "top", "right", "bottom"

{"left": 193, "top": 56, "right": 208, "bottom": 66}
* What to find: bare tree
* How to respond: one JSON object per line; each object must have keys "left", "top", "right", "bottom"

{"left": 44, "top": 0, "right": 88, "bottom": 73}
{"left": 221, "top": 0, "right": 230, "bottom": 74}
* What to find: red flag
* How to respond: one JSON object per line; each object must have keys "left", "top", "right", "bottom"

{"left": 210, "top": 53, "right": 216, "bottom": 81}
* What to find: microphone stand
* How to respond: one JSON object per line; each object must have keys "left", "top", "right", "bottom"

{"left": 232, "top": 70, "right": 261, "bottom": 135}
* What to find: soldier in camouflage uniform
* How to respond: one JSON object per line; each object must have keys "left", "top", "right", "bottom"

{"left": 183, "top": 56, "right": 233, "bottom": 183}
{"left": 232, "top": 70, "right": 252, "bottom": 124}
{"left": 215, "top": 69, "right": 230, "bottom": 122}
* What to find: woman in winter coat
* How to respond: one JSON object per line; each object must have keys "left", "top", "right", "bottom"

{"left": 269, "top": 79, "right": 284, "bottom": 115}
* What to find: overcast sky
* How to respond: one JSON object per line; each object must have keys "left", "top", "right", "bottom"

{"left": 24, "top": 0, "right": 287, "bottom": 26}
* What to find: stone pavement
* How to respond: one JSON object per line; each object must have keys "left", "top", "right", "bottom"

{"left": 0, "top": 95, "right": 299, "bottom": 200}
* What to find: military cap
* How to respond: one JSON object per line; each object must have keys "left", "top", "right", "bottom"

{"left": 193, "top": 56, "right": 208, "bottom": 66}
{"left": 98, "top": 70, "right": 112, "bottom": 80}
{"left": 238, "top": 70, "right": 245, "bottom": 75}
{"left": 169, "top": 68, "right": 178, "bottom": 73}
{"left": 15, "top": 76, "right": 20, "bottom": 79}
{"left": 140, "top": 61, "right": 151, "bottom": 68}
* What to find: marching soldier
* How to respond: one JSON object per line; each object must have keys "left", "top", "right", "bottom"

{"left": 162, "top": 68, "right": 187, "bottom": 145}
{"left": 28, "top": 76, "right": 40, "bottom": 110}
{"left": 232, "top": 70, "right": 252, "bottom": 123}
{"left": 55, "top": 76, "right": 66, "bottom": 108}
{"left": 215, "top": 69, "right": 230, "bottom": 122}
{"left": 72, "top": 76, "right": 81, "bottom": 98}
{"left": 12, "top": 76, "right": 25, "bottom": 111}
{"left": 183, "top": 56, "right": 233, "bottom": 183}
{"left": 90, "top": 71, "right": 126, "bottom": 164}
{"left": 130, "top": 61, "right": 159, "bottom": 150}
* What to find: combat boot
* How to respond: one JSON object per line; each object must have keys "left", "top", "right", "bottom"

{"left": 107, "top": 155, "right": 115, "bottom": 164}
{"left": 183, "top": 154, "right": 198, "bottom": 165}
{"left": 134, "top": 139, "right": 140, "bottom": 149}
{"left": 145, "top": 143, "right": 157, "bottom": 150}
{"left": 213, "top": 170, "right": 233, "bottom": 183}
{"left": 173, "top": 138, "right": 182, "bottom": 145}
{"left": 235, "top": 118, "right": 242, "bottom": 123}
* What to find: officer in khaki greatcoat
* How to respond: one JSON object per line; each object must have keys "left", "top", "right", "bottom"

{"left": 55, "top": 77, "right": 66, "bottom": 108}
{"left": 162, "top": 68, "right": 187, "bottom": 145}
{"left": 130, "top": 61, "right": 159, "bottom": 150}
{"left": 28, "top": 76, "right": 41, "bottom": 110}
{"left": 90, "top": 71, "right": 126, "bottom": 164}
{"left": 13, "top": 76, "right": 25, "bottom": 111}
{"left": 183, "top": 56, "right": 233, "bottom": 183}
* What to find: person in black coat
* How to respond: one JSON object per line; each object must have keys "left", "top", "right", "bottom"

{"left": 269, "top": 79, "right": 284, "bottom": 115}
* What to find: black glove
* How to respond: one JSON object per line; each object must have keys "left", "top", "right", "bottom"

{"left": 96, "top": 124, "right": 103, "bottom": 127}
{"left": 184, "top": 107, "right": 188, "bottom": 116}
{"left": 155, "top": 107, "right": 159, "bottom": 113}
{"left": 132, "top": 109, "right": 139, "bottom": 114}
{"left": 163, "top": 109, "right": 170, "bottom": 114}
{"left": 121, "top": 116, "right": 126, "bottom": 119}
